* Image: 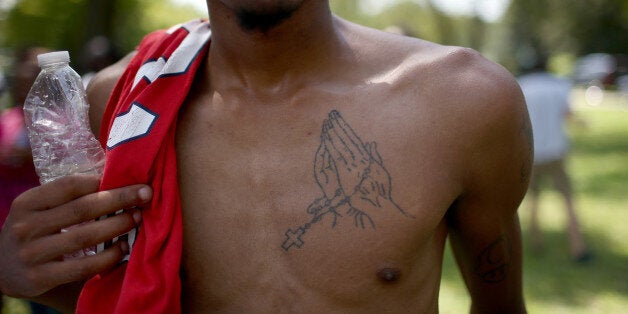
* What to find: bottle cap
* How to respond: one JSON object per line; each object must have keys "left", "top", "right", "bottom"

{"left": 37, "top": 51, "right": 70, "bottom": 67}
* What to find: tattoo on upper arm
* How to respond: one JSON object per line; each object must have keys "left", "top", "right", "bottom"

{"left": 282, "top": 110, "right": 413, "bottom": 251}
{"left": 519, "top": 113, "right": 533, "bottom": 183}
{"left": 474, "top": 235, "right": 512, "bottom": 283}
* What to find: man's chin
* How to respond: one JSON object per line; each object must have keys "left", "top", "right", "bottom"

{"left": 223, "top": 0, "right": 305, "bottom": 33}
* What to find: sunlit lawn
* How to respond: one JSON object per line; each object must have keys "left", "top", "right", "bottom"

{"left": 4, "top": 90, "right": 627, "bottom": 313}
{"left": 440, "top": 89, "right": 628, "bottom": 313}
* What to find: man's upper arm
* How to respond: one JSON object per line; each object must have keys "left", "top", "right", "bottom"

{"left": 86, "top": 52, "right": 136, "bottom": 136}
{"left": 446, "top": 57, "right": 531, "bottom": 313}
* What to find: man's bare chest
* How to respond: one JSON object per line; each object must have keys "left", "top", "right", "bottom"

{"left": 173, "top": 93, "right": 462, "bottom": 308}
{"left": 174, "top": 87, "right": 467, "bottom": 245}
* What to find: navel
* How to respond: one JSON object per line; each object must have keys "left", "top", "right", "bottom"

{"left": 377, "top": 267, "right": 402, "bottom": 284}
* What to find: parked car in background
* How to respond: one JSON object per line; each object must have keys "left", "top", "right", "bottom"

{"left": 572, "top": 53, "right": 628, "bottom": 90}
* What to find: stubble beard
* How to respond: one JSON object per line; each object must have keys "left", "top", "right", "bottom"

{"left": 233, "top": 1, "right": 305, "bottom": 33}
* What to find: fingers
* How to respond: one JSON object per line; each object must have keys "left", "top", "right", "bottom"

{"left": 24, "top": 209, "right": 141, "bottom": 264}
{"left": 39, "top": 241, "right": 130, "bottom": 289}
{"left": 0, "top": 177, "right": 149, "bottom": 299}
{"left": 314, "top": 141, "right": 326, "bottom": 178}
{"left": 10, "top": 175, "right": 144, "bottom": 230}
{"left": 323, "top": 119, "right": 349, "bottom": 167}
{"left": 314, "top": 135, "right": 341, "bottom": 198}
{"left": 29, "top": 184, "right": 151, "bottom": 238}
{"left": 12, "top": 175, "right": 101, "bottom": 213}
{"left": 328, "top": 110, "right": 367, "bottom": 159}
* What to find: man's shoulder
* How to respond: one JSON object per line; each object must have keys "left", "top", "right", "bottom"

{"left": 347, "top": 21, "right": 521, "bottom": 107}
{"left": 378, "top": 37, "right": 524, "bottom": 127}
{"left": 349, "top": 23, "right": 528, "bottom": 159}
{"left": 359, "top": 26, "right": 528, "bottom": 160}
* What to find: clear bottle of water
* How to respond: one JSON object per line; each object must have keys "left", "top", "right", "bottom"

{"left": 23, "top": 51, "right": 105, "bottom": 184}
{"left": 23, "top": 51, "right": 104, "bottom": 258}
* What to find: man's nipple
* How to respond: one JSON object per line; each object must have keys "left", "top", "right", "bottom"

{"left": 377, "top": 267, "right": 402, "bottom": 284}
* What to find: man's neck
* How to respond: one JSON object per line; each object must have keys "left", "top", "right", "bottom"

{"left": 206, "top": 0, "right": 348, "bottom": 96}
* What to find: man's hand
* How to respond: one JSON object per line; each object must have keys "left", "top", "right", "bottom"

{"left": 313, "top": 139, "right": 341, "bottom": 201}
{"left": 323, "top": 110, "right": 372, "bottom": 197}
{"left": 0, "top": 175, "right": 151, "bottom": 299}
{"left": 283, "top": 110, "right": 415, "bottom": 251}
{"left": 351, "top": 142, "right": 397, "bottom": 208}
{"left": 323, "top": 111, "right": 411, "bottom": 227}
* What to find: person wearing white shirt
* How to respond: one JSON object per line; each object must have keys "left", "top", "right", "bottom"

{"left": 518, "top": 60, "right": 591, "bottom": 263}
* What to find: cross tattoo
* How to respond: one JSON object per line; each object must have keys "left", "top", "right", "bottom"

{"left": 282, "top": 227, "right": 306, "bottom": 251}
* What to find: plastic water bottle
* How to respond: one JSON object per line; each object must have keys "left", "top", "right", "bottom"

{"left": 23, "top": 51, "right": 104, "bottom": 258}
{"left": 23, "top": 51, "right": 105, "bottom": 184}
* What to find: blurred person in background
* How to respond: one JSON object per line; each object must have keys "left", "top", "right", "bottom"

{"left": 0, "top": 47, "right": 45, "bottom": 228}
{"left": 80, "top": 36, "right": 120, "bottom": 88}
{"left": 518, "top": 58, "right": 592, "bottom": 263}
{"left": 0, "top": 46, "right": 61, "bottom": 314}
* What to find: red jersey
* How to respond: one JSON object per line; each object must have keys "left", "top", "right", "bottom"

{"left": 77, "top": 20, "right": 211, "bottom": 313}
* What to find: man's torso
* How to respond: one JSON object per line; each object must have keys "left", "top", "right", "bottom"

{"left": 175, "top": 23, "right": 480, "bottom": 312}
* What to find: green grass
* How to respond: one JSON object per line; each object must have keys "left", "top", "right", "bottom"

{"left": 440, "top": 90, "right": 628, "bottom": 313}
{"left": 4, "top": 91, "right": 628, "bottom": 314}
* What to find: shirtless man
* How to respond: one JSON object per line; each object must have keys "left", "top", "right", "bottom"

{"left": 0, "top": 1, "right": 531, "bottom": 312}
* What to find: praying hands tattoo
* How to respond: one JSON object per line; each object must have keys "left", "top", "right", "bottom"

{"left": 282, "top": 110, "right": 413, "bottom": 251}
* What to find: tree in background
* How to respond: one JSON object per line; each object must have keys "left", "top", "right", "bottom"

{"left": 1, "top": 0, "right": 625, "bottom": 75}
{"left": 502, "top": 0, "right": 628, "bottom": 73}
{"left": 331, "top": 0, "right": 627, "bottom": 74}
{"left": 0, "top": 0, "right": 202, "bottom": 73}
{"left": 0, "top": 0, "right": 496, "bottom": 72}
{"left": 330, "top": 0, "right": 488, "bottom": 51}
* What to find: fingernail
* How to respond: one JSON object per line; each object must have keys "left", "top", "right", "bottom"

{"left": 132, "top": 210, "right": 142, "bottom": 224}
{"left": 138, "top": 186, "right": 152, "bottom": 202}
{"left": 120, "top": 241, "right": 129, "bottom": 254}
